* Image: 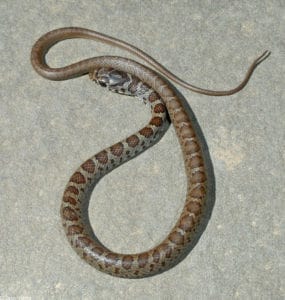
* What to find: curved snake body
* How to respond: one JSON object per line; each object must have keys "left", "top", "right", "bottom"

{"left": 30, "top": 27, "right": 269, "bottom": 278}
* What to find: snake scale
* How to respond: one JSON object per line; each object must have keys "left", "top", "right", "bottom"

{"left": 31, "top": 27, "right": 270, "bottom": 278}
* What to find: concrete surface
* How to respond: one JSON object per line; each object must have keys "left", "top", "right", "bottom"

{"left": 0, "top": 1, "right": 284, "bottom": 299}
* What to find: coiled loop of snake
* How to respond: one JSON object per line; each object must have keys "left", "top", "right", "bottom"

{"left": 31, "top": 27, "right": 270, "bottom": 278}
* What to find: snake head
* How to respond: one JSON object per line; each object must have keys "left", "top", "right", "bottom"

{"left": 89, "top": 68, "right": 134, "bottom": 95}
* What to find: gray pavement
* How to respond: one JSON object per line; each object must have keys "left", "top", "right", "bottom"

{"left": 0, "top": 1, "right": 284, "bottom": 299}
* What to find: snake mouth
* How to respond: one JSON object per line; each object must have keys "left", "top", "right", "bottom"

{"left": 98, "top": 80, "right": 107, "bottom": 87}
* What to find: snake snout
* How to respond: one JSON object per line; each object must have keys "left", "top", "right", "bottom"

{"left": 89, "top": 68, "right": 108, "bottom": 86}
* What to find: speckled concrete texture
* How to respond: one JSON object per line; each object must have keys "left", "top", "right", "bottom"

{"left": 0, "top": 1, "right": 284, "bottom": 299}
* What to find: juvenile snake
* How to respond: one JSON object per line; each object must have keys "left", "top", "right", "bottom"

{"left": 31, "top": 27, "right": 270, "bottom": 278}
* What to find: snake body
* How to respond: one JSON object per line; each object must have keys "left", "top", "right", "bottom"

{"left": 31, "top": 27, "right": 269, "bottom": 278}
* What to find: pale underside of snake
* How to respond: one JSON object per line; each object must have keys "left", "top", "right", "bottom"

{"left": 30, "top": 27, "right": 270, "bottom": 278}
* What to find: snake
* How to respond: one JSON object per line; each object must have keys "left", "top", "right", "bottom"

{"left": 30, "top": 27, "right": 270, "bottom": 278}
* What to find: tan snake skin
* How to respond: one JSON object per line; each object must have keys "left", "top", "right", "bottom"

{"left": 30, "top": 27, "right": 270, "bottom": 278}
